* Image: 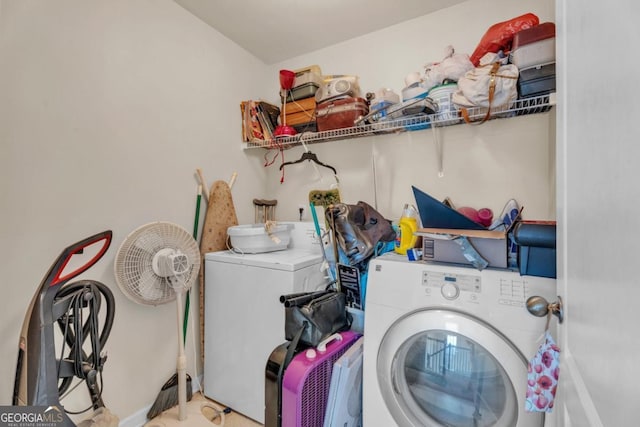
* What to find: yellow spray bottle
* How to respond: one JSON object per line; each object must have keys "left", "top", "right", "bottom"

{"left": 394, "top": 203, "right": 419, "bottom": 255}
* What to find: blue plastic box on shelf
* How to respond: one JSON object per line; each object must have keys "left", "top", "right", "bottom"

{"left": 512, "top": 221, "right": 557, "bottom": 278}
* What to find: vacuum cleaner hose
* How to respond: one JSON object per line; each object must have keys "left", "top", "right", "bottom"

{"left": 54, "top": 280, "right": 115, "bottom": 399}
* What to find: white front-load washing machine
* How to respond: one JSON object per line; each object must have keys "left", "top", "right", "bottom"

{"left": 203, "top": 222, "right": 328, "bottom": 424}
{"left": 363, "top": 254, "right": 557, "bottom": 427}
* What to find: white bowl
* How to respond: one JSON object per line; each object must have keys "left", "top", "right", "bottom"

{"left": 228, "top": 223, "right": 294, "bottom": 253}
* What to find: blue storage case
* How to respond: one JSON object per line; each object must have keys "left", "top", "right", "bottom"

{"left": 512, "top": 221, "right": 556, "bottom": 278}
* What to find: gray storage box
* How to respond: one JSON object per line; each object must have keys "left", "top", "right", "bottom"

{"left": 281, "top": 82, "right": 320, "bottom": 103}
{"left": 419, "top": 228, "right": 508, "bottom": 269}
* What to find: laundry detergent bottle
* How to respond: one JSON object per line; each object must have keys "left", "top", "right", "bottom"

{"left": 394, "top": 203, "right": 419, "bottom": 255}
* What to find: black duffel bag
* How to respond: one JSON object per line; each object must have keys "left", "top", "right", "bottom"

{"left": 280, "top": 290, "right": 351, "bottom": 348}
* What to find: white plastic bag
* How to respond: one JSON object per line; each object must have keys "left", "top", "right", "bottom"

{"left": 423, "top": 45, "right": 474, "bottom": 91}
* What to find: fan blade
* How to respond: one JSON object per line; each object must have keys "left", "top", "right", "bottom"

{"left": 137, "top": 269, "right": 169, "bottom": 303}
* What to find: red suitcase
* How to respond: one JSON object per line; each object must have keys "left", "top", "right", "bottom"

{"left": 316, "top": 97, "right": 369, "bottom": 132}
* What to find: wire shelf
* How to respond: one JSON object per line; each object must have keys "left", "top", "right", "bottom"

{"left": 243, "top": 93, "right": 555, "bottom": 150}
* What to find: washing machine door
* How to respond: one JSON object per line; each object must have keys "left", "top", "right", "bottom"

{"left": 377, "top": 308, "right": 544, "bottom": 427}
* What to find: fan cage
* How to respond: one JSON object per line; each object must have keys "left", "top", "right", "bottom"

{"left": 114, "top": 221, "right": 201, "bottom": 306}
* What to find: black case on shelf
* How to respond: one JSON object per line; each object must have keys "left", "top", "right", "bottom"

{"left": 292, "top": 122, "right": 317, "bottom": 133}
{"left": 517, "top": 63, "right": 556, "bottom": 99}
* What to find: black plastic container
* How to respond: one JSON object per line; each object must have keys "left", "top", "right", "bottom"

{"left": 517, "top": 63, "right": 556, "bottom": 98}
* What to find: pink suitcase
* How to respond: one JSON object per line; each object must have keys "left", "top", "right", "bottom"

{"left": 281, "top": 331, "right": 361, "bottom": 427}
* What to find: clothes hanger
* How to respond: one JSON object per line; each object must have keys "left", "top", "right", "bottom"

{"left": 279, "top": 150, "right": 337, "bottom": 175}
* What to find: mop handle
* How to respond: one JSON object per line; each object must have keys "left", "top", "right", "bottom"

{"left": 310, "top": 201, "right": 322, "bottom": 238}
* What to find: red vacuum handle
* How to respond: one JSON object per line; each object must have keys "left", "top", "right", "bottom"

{"left": 44, "top": 230, "right": 113, "bottom": 288}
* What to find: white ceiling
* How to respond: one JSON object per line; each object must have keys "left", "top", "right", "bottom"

{"left": 173, "top": 0, "right": 466, "bottom": 64}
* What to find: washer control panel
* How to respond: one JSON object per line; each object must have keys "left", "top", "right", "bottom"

{"left": 422, "top": 270, "right": 481, "bottom": 301}
{"left": 498, "top": 276, "right": 531, "bottom": 307}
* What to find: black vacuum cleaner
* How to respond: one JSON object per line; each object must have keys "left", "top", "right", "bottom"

{"left": 13, "top": 230, "right": 117, "bottom": 427}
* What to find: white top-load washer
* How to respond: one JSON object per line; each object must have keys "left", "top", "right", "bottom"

{"left": 363, "top": 254, "right": 557, "bottom": 427}
{"left": 203, "top": 222, "right": 328, "bottom": 424}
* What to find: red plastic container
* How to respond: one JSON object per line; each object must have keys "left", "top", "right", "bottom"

{"left": 510, "top": 22, "right": 556, "bottom": 70}
{"left": 512, "top": 22, "right": 556, "bottom": 50}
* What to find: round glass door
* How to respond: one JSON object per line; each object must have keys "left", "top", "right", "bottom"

{"left": 377, "top": 309, "right": 543, "bottom": 427}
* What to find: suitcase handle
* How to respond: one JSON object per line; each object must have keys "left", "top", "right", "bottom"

{"left": 317, "top": 333, "right": 343, "bottom": 353}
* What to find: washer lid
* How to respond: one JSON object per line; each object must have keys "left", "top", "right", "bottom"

{"left": 204, "top": 247, "right": 324, "bottom": 271}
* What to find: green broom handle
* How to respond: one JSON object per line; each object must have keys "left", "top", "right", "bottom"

{"left": 184, "top": 189, "right": 202, "bottom": 345}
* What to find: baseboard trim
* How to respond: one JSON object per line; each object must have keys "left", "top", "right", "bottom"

{"left": 119, "top": 374, "right": 204, "bottom": 427}
{"left": 119, "top": 405, "right": 151, "bottom": 427}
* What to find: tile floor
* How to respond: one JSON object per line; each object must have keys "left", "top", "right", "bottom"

{"left": 212, "top": 403, "right": 262, "bottom": 427}
{"left": 147, "top": 393, "right": 262, "bottom": 427}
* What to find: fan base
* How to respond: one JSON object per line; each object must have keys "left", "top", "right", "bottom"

{"left": 144, "top": 394, "right": 226, "bottom": 427}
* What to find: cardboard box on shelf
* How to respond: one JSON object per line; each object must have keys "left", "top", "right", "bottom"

{"left": 285, "top": 109, "right": 316, "bottom": 126}
{"left": 282, "top": 97, "right": 316, "bottom": 127}
{"left": 284, "top": 96, "right": 316, "bottom": 114}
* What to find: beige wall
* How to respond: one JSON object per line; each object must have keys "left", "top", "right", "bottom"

{"left": 0, "top": 0, "right": 266, "bottom": 420}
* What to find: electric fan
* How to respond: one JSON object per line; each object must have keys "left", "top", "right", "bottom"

{"left": 113, "top": 221, "right": 200, "bottom": 422}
